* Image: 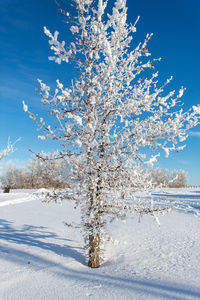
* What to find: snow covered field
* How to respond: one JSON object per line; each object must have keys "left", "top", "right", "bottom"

{"left": 0, "top": 188, "right": 200, "bottom": 300}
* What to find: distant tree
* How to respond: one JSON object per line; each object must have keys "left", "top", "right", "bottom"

{"left": 169, "top": 169, "right": 187, "bottom": 188}
{"left": 1, "top": 163, "right": 16, "bottom": 189}
{"left": 24, "top": 0, "right": 200, "bottom": 267}
{"left": 0, "top": 163, "right": 27, "bottom": 189}
{"left": 149, "top": 167, "right": 187, "bottom": 188}
{"left": 0, "top": 155, "right": 68, "bottom": 190}
{"left": 0, "top": 139, "right": 20, "bottom": 192}
{"left": 26, "top": 156, "right": 47, "bottom": 188}
{"left": 27, "top": 154, "right": 69, "bottom": 189}
{"left": 150, "top": 168, "right": 169, "bottom": 187}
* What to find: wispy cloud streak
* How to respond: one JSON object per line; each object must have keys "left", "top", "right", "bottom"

{"left": 190, "top": 131, "right": 200, "bottom": 138}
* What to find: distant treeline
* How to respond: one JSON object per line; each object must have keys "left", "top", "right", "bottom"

{"left": 0, "top": 156, "right": 187, "bottom": 190}
{"left": 0, "top": 156, "right": 69, "bottom": 190}
{"left": 150, "top": 168, "right": 187, "bottom": 188}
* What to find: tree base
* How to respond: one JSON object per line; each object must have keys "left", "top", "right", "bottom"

{"left": 88, "top": 260, "right": 100, "bottom": 268}
{"left": 88, "top": 233, "right": 100, "bottom": 268}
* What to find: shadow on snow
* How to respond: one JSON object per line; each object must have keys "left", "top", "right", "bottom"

{"left": 0, "top": 218, "right": 85, "bottom": 265}
{"left": 0, "top": 219, "right": 199, "bottom": 299}
{"left": 152, "top": 193, "right": 200, "bottom": 200}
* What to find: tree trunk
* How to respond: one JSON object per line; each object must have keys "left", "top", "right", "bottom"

{"left": 88, "top": 233, "right": 100, "bottom": 268}
{"left": 88, "top": 173, "right": 103, "bottom": 268}
{"left": 87, "top": 145, "right": 100, "bottom": 268}
{"left": 87, "top": 176, "right": 101, "bottom": 268}
{"left": 87, "top": 140, "right": 104, "bottom": 268}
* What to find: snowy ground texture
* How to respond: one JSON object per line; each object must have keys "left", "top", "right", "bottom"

{"left": 0, "top": 188, "right": 200, "bottom": 300}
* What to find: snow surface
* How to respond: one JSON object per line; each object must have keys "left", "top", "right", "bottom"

{"left": 0, "top": 188, "right": 200, "bottom": 299}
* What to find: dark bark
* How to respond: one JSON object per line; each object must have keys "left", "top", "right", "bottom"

{"left": 88, "top": 233, "right": 100, "bottom": 268}
{"left": 3, "top": 186, "right": 10, "bottom": 193}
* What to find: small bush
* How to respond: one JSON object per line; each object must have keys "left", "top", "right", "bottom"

{"left": 3, "top": 186, "right": 10, "bottom": 193}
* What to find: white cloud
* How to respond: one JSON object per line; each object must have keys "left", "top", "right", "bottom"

{"left": 190, "top": 131, "right": 200, "bottom": 138}
{"left": 177, "top": 159, "right": 191, "bottom": 166}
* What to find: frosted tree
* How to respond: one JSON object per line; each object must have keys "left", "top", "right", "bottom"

{"left": 150, "top": 168, "right": 169, "bottom": 187}
{"left": 149, "top": 168, "right": 188, "bottom": 187}
{"left": 24, "top": 0, "right": 200, "bottom": 267}
{"left": 0, "top": 139, "right": 20, "bottom": 192}
{"left": 169, "top": 169, "right": 187, "bottom": 188}
{"left": 26, "top": 154, "right": 68, "bottom": 188}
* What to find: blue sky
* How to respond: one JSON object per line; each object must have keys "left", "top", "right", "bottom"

{"left": 0, "top": 0, "right": 200, "bottom": 185}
